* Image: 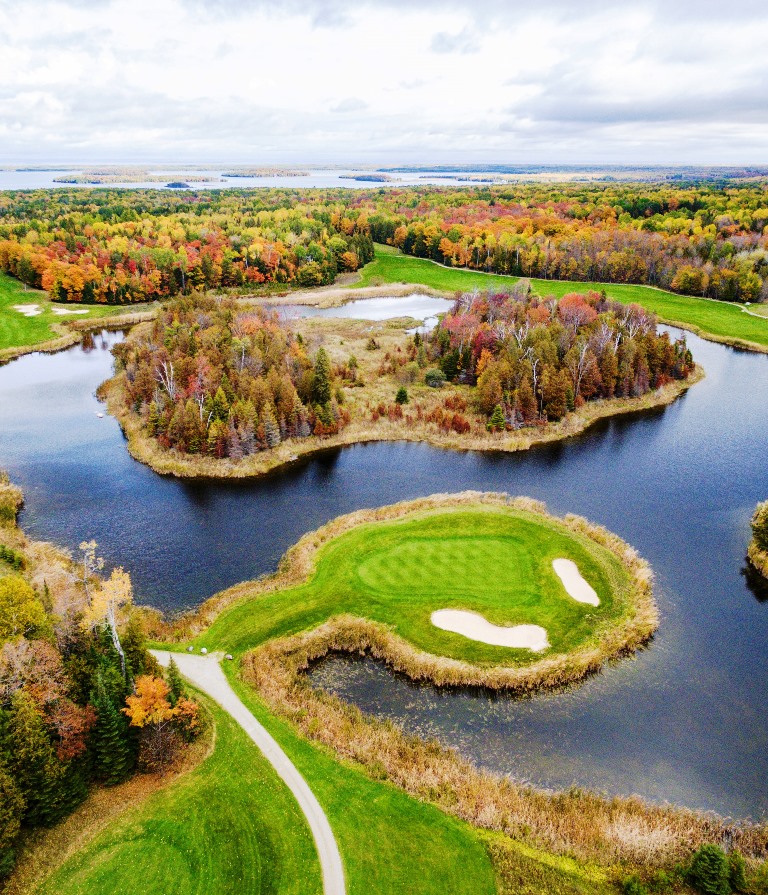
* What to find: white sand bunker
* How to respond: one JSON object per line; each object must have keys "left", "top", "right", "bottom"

{"left": 13, "top": 304, "right": 42, "bottom": 316}
{"left": 52, "top": 307, "right": 89, "bottom": 315}
{"left": 431, "top": 609, "right": 549, "bottom": 651}
{"left": 553, "top": 558, "right": 599, "bottom": 606}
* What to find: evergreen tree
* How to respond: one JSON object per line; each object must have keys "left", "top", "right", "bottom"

{"left": 395, "top": 386, "right": 409, "bottom": 405}
{"left": 262, "top": 403, "right": 281, "bottom": 447}
{"left": 5, "top": 691, "right": 71, "bottom": 826}
{"left": 90, "top": 681, "right": 135, "bottom": 786}
{"left": 687, "top": 844, "right": 731, "bottom": 895}
{"left": 487, "top": 404, "right": 506, "bottom": 432}
{"left": 312, "top": 348, "right": 332, "bottom": 405}
{"left": 166, "top": 658, "right": 186, "bottom": 706}
{"left": 0, "top": 767, "right": 24, "bottom": 879}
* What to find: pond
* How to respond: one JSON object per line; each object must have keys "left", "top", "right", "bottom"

{"left": 274, "top": 294, "right": 453, "bottom": 332}
{"left": 0, "top": 325, "right": 766, "bottom": 818}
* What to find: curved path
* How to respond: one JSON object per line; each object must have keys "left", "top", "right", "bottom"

{"left": 151, "top": 650, "right": 346, "bottom": 895}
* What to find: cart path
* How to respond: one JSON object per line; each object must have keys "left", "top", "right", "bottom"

{"left": 151, "top": 650, "right": 345, "bottom": 895}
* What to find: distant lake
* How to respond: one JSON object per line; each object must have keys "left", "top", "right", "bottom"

{"left": 0, "top": 169, "right": 502, "bottom": 191}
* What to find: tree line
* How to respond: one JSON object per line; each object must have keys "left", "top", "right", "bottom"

{"left": 0, "top": 189, "right": 373, "bottom": 303}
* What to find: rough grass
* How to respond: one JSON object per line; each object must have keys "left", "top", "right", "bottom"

{"left": 31, "top": 694, "right": 323, "bottom": 895}
{"left": 153, "top": 494, "right": 656, "bottom": 691}
{"left": 354, "top": 245, "right": 768, "bottom": 352}
{"left": 0, "top": 271, "right": 157, "bottom": 360}
{"left": 225, "top": 670, "right": 499, "bottom": 895}
{"left": 747, "top": 540, "right": 768, "bottom": 579}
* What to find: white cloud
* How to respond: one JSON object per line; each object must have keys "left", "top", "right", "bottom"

{"left": 0, "top": 0, "right": 767, "bottom": 164}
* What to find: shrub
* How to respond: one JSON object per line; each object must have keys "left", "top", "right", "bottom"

{"left": 424, "top": 368, "right": 445, "bottom": 388}
{"left": 728, "top": 851, "right": 746, "bottom": 892}
{"left": 751, "top": 501, "right": 768, "bottom": 552}
{"left": 687, "top": 844, "right": 731, "bottom": 895}
{"left": 395, "top": 386, "right": 409, "bottom": 405}
{"left": 623, "top": 876, "right": 649, "bottom": 895}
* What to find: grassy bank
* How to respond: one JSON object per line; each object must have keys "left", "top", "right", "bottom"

{"left": 0, "top": 271, "right": 157, "bottom": 361}
{"left": 354, "top": 245, "right": 768, "bottom": 352}
{"left": 27, "top": 695, "right": 323, "bottom": 895}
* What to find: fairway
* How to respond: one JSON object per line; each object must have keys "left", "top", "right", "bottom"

{"left": 199, "top": 498, "right": 640, "bottom": 670}
{"left": 37, "top": 696, "right": 322, "bottom": 895}
{"left": 354, "top": 245, "right": 768, "bottom": 351}
{"left": 0, "top": 271, "right": 155, "bottom": 355}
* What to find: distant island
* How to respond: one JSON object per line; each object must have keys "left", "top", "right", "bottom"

{"left": 339, "top": 173, "right": 393, "bottom": 182}
{"left": 165, "top": 181, "right": 191, "bottom": 189}
{"left": 222, "top": 168, "right": 309, "bottom": 178}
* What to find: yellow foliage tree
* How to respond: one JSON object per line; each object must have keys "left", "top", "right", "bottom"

{"left": 82, "top": 567, "right": 132, "bottom": 676}
{"left": 122, "top": 675, "right": 176, "bottom": 728}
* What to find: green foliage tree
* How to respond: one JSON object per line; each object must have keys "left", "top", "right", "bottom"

{"left": 0, "top": 575, "right": 47, "bottom": 645}
{"left": 312, "top": 348, "right": 332, "bottom": 405}
{"left": 3, "top": 690, "right": 76, "bottom": 826}
{"left": 395, "top": 386, "right": 409, "bottom": 405}
{"left": 487, "top": 404, "right": 506, "bottom": 432}
{"left": 687, "top": 844, "right": 731, "bottom": 895}
{"left": 0, "top": 767, "right": 24, "bottom": 879}
{"left": 728, "top": 851, "right": 746, "bottom": 893}
{"left": 90, "top": 681, "right": 135, "bottom": 786}
{"left": 166, "top": 658, "right": 186, "bottom": 707}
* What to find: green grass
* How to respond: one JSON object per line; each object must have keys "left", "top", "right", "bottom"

{"left": 226, "top": 668, "right": 498, "bottom": 895}
{"left": 200, "top": 505, "right": 630, "bottom": 666}
{"left": 39, "top": 695, "right": 322, "bottom": 895}
{"left": 354, "top": 245, "right": 768, "bottom": 350}
{"left": 0, "top": 271, "right": 155, "bottom": 353}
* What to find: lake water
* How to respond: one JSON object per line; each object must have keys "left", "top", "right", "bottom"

{"left": 0, "top": 323, "right": 766, "bottom": 818}
{"left": 0, "top": 169, "right": 497, "bottom": 191}
{"left": 275, "top": 294, "right": 453, "bottom": 331}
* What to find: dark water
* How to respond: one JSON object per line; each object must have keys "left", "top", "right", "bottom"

{"left": 276, "top": 294, "right": 452, "bottom": 331}
{"left": 0, "top": 327, "right": 767, "bottom": 817}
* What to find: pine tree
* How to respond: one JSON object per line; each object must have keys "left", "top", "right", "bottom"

{"left": 90, "top": 681, "right": 135, "bottom": 786}
{"left": 262, "top": 403, "right": 281, "bottom": 448}
{"left": 0, "top": 766, "right": 24, "bottom": 878}
{"left": 395, "top": 386, "right": 409, "bottom": 405}
{"left": 487, "top": 404, "right": 506, "bottom": 432}
{"left": 166, "top": 658, "right": 186, "bottom": 706}
{"left": 5, "top": 691, "right": 68, "bottom": 826}
{"left": 312, "top": 348, "right": 332, "bottom": 405}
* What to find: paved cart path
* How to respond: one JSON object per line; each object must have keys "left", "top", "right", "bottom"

{"left": 152, "top": 650, "right": 346, "bottom": 895}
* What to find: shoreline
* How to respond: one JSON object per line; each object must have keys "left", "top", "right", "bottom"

{"left": 101, "top": 364, "right": 705, "bottom": 482}
{"left": 747, "top": 540, "right": 768, "bottom": 579}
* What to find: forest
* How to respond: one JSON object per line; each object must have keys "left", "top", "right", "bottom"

{"left": 0, "top": 189, "right": 374, "bottom": 303}
{"left": 114, "top": 285, "right": 693, "bottom": 465}
{"left": 0, "top": 180, "right": 766, "bottom": 304}
{"left": 426, "top": 287, "right": 694, "bottom": 427}
{"left": 114, "top": 295, "right": 348, "bottom": 459}
{"left": 0, "top": 474, "right": 201, "bottom": 880}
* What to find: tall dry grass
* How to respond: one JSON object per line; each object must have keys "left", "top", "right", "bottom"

{"left": 242, "top": 621, "right": 768, "bottom": 869}
{"left": 747, "top": 540, "right": 768, "bottom": 579}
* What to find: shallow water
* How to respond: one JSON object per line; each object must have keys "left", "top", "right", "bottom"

{"left": 275, "top": 294, "right": 453, "bottom": 331}
{"left": 0, "top": 325, "right": 767, "bottom": 816}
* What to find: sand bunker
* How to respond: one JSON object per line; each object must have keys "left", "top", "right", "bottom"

{"left": 431, "top": 609, "right": 549, "bottom": 651}
{"left": 13, "top": 304, "right": 42, "bottom": 316}
{"left": 52, "top": 307, "right": 89, "bottom": 315}
{"left": 553, "top": 558, "right": 599, "bottom": 605}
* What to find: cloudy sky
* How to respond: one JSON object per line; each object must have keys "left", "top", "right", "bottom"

{"left": 1, "top": 0, "right": 767, "bottom": 165}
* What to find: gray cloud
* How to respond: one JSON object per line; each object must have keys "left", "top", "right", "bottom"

{"left": 430, "top": 26, "right": 479, "bottom": 54}
{"left": 329, "top": 97, "right": 368, "bottom": 113}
